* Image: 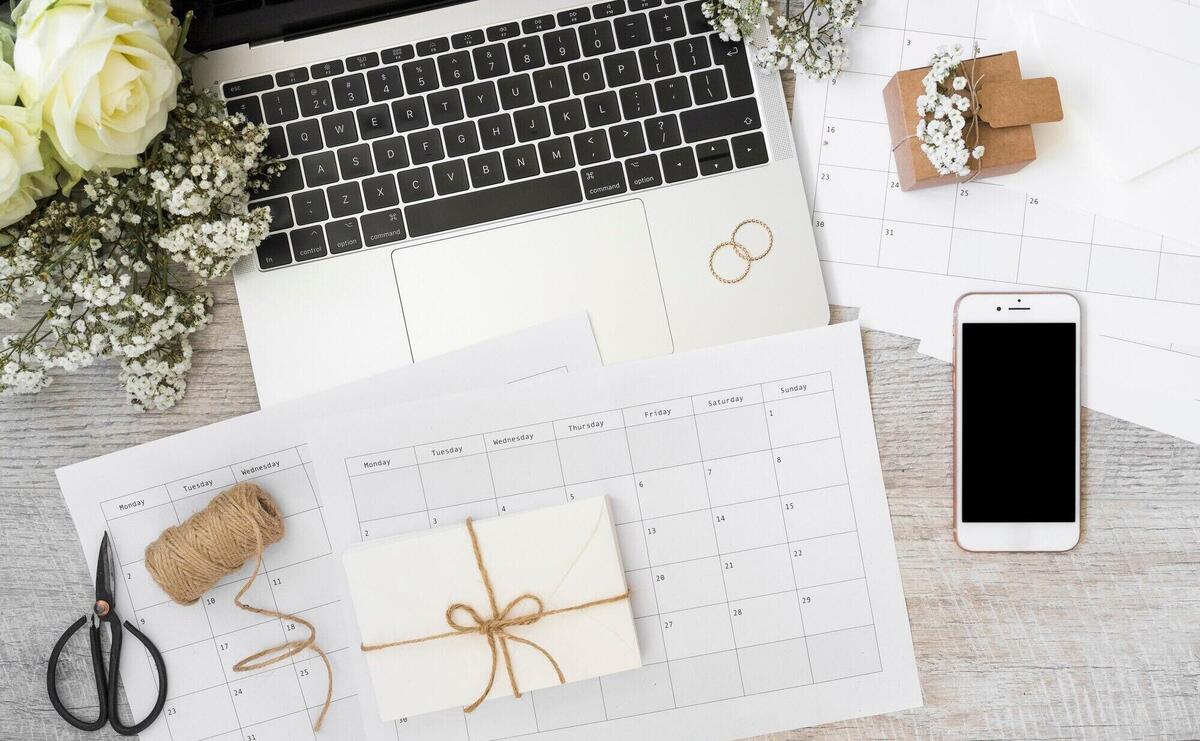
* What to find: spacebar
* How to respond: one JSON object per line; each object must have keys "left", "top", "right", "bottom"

{"left": 405, "top": 173, "right": 584, "bottom": 238}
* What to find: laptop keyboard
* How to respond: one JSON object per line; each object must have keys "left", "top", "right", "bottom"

{"left": 224, "top": 0, "right": 772, "bottom": 271}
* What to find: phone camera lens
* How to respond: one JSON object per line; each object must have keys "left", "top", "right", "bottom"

{"left": 996, "top": 306, "right": 1001, "bottom": 311}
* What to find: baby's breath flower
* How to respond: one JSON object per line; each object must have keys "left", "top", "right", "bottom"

{"left": 702, "top": 0, "right": 863, "bottom": 80}
{"left": 914, "top": 46, "right": 985, "bottom": 177}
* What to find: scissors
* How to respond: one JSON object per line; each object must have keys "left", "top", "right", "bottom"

{"left": 47, "top": 532, "right": 168, "bottom": 736}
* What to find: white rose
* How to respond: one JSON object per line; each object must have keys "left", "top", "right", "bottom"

{"left": 0, "top": 104, "right": 53, "bottom": 228}
{"left": 13, "top": 0, "right": 181, "bottom": 180}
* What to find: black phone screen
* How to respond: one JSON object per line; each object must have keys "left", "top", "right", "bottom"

{"left": 961, "top": 322, "right": 1077, "bottom": 522}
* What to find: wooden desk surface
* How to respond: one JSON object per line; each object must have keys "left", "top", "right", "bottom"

{"left": 2, "top": 66, "right": 1197, "bottom": 741}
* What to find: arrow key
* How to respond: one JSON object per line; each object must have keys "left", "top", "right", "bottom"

{"left": 660, "top": 145, "right": 698, "bottom": 183}
{"left": 732, "top": 131, "right": 769, "bottom": 168}
{"left": 696, "top": 139, "right": 732, "bottom": 175}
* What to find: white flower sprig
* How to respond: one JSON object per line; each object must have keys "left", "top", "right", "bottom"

{"left": 914, "top": 44, "right": 985, "bottom": 177}
{"left": 702, "top": 0, "right": 864, "bottom": 81}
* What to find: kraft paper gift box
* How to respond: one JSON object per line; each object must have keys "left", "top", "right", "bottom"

{"left": 883, "top": 50, "right": 1063, "bottom": 190}
{"left": 342, "top": 497, "right": 641, "bottom": 721}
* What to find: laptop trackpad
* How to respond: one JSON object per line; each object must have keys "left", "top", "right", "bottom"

{"left": 392, "top": 200, "right": 673, "bottom": 363}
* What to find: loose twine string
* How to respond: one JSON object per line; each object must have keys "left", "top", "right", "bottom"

{"left": 144, "top": 483, "right": 333, "bottom": 731}
{"left": 361, "top": 518, "right": 632, "bottom": 713}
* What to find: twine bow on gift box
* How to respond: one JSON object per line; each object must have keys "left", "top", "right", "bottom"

{"left": 360, "top": 518, "right": 632, "bottom": 712}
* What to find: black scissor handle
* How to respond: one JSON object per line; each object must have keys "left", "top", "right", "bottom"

{"left": 107, "top": 618, "right": 169, "bottom": 736}
{"left": 47, "top": 614, "right": 108, "bottom": 732}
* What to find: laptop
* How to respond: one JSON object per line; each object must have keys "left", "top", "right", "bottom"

{"left": 182, "top": 0, "right": 830, "bottom": 406}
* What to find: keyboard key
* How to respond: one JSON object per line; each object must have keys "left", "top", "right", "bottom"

{"left": 428, "top": 89, "right": 465, "bottom": 125}
{"left": 223, "top": 75, "right": 272, "bottom": 99}
{"left": 332, "top": 74, "right": 368, "bottom": 109}
{"left": 416, "top": 37, "right": 450, "bottom": 56}
{"left": 732, "top": 131, "right": 768, "bottom": 167}
{"left": 346, "top": 52, "right": 379, "bottom": 71}
{"left": 226, "top": 96, "right": 263, "bottom": 124}
{"left": 654, "top": 76, "right": 691, "bottom": 112}
{"left": 443, "top": 121, "right": 481, "bottom": 156}
{"left": 402, "top": 59, "right": 439, "bottom": 94}
{"left": 433, "top": 159, "right": 470, "bottom": 195}
{"left": 383, "top": 45, "right": 416, "bottom": 64}
{"left": 286, "top": 119, "right": 323, "bottom": 155}
{"left": 558, "top": 6, "right": 591, "bottom": 25}
{"left": 660, "top": 145, "right": 697, "bottom": 181}
{"left": 508, "top": 37, "right": 545, "bottom": 72}
{"left": 603, "top": 51, "right": 641, "bottom": 86}
{"left": 361, "top": 208, "right": 406, "bottom": 246}
{"left": 609, "top": 121, "right": 646, "bottom": 156}
{"left": 356, "top": 104, "right": 394, "bottom": 139}
{"left": 503, "top": 144, "right": 541, "bottom": 179}
{"left": 250, "top": 158, "right": 302, "bottom": 200}
{"left": 625, "top": 153, "right": 662, "bottom": 189}
{"left": 452, "top": 29, "right": 486, "bottom": 48}
{"left": 398, "top": 166, "right": 435, "bottom": 202}
{"left": 291, "top": 225, "right": 327, "bottom": 261}
{"left": 639, "top": 44, "right": 676, "bottom": 79}
{"left": 649, "top": 6, "right": 686, "bottom": 41}
{"left": 310, "top": 59, "right": 344, "bottom": 79}
{"left": 579, "top": 21, "right": 617, "bottom": 56}
{"left": 537, "top": 137, "right": 576, "bottom": 172}
{"left": 328, "top": 182, "right": 365, "bottom": 216}
{"left": 696, "top": 139, "right": 732, "bottom": 175}
{"left": 614, "top": 14, "right": 651, "bottom": 48}
{"left": 543, "top": 29, "right": 581, "bottom": 64}
{"left": 689, "top": 67, "right": 727, "bottom": 105}
{"left": 533, "top": 66, "right": 570, "bottom": 102}
{"left": 583, "top": 91, "right": 620, "bottom": 126}
{"left": 479, "top": 114, "right": 516, "bottom": 149}
{"left": 463, "top": 81, "right": 500, "bottom": 116}
{"left": 628, "top": 0, "right": 661, "bottom": 9}
{"left": 291, "top": 189, "right": 329, "bottom": 225}
{"left": 322, "top": 111, "right": 359, "bottom": 147}
{"left": 592, "top": 1, "right": 625, "bottom": 19}
{"left": 367, "top": 66, "right": 404, "bottom": 102}
{"left": 682, "top": 1, "right": 710, "bottom": 34}
{"left": 257, "top": 232, "right": 291, "bottom": 269}
{"left": 467, "top": 152, "right": 504, "bottom": 187}
{"left": 372, "top": 135, "right": 410, "bottom": 171}
{"left": 262, "top": 196, "right": 293, "bottom": 231}
{"left": 619, "top": 83, "right": 656, "bottom": 118}
{"left": 437, "top": 51, "right": 475, "bottom": 86}
{"left": 391, "top": 97, "right": 430, "bottom": 132}
{"left": 645, "top": 114, "right": 681, "bottom": 149}
{"left": 498, "top": 74, "right": 535, "bottom": 110}
{"left": 408, "top": 129, "right": 445, "bottom": 165}
{"left": 337, "top": 143, "right": 374, "bottom": 179}
{"left": 301, "top": 151, "right": 338, "bottom": 187}
{"left": 568, "top": 59, "right": 605, "bottom": 94}
{"left": 265, "top": 126, "right": 288, "bottom": 158}
{"left": 275, "top": 67, "right": 309, "bottom": 87}
{"left": 522, "top": 15, "right": 555, "bottom": 34}
{"left": 549, "top": 98, "right": 585, "bottom": 134}
{"left": 326, "top": 218, "right": 363, "bottom": 253}
{"left": 674, "top": 36, "right": 711, "bottom": 72}
{"left": 710, "top": 35, "right": 753, "bottom": 97}
{"left": 405, "top": 171, "right": 583, "bottom": 237}
{"left": 487, "top": 22, "right": 520, "bottom": 41}
{"left": 580, "top": 162, "right": 626, "bottom": 199}
{"left": 472, "top": 44, "right": 510, "bottom": 79}
{"left": 680, "top": 97, "right": 760, "bottom": 142}
{"left": 573, "top": 129, "right": 611, "bottom": 164}
{"left": 297, "top": 81, "right": 334, "bottom": 116}
{"left": 362, "top": 174, "right": 400, "bottom": 210}
{"left": 514, "top": 107, "right": 551, "bottom": 141}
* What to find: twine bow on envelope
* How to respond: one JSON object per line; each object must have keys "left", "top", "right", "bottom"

{"left": 360, "top": 519, "right": 632, "bottom": 713}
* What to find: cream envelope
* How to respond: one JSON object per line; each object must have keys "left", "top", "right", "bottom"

{"left": 341, "top": 497, "right": 641, "bottom": 721}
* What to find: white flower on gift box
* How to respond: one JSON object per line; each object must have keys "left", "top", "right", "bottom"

{"left": 12, "top": 0, "right": 182, "bottom": 182}
{"left": 913, "top": 46, "right": 985, "bottom": 177}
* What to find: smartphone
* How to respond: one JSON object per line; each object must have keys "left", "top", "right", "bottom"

{"left": 953, "top": 292, "right": 1081, "bottom": 552}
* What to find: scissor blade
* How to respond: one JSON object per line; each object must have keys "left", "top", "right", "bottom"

{"left": 95, "top": 532, "right": 115, "bottom": 605}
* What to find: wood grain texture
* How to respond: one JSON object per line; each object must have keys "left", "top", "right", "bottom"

{"left": 2, "top": 46, "right": 1198, "bottom": 741}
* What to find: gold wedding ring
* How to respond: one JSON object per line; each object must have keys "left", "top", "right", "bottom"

{"left": 709, "top": 219, "right": 774, "bottom": 284}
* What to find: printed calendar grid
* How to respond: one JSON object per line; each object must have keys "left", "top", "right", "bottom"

{"left": 344, "top": 372, "right": 883, "bottom": 740}
{"left": 98, "top": 446, "right": 351, "bottom": 741}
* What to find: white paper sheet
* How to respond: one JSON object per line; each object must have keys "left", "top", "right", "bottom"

{"left": 54, "top": 316, "right": 602, "bottom": 741}
{"left": 790, "top": 0, "right": 1200, "bottom": 442}
{"left": 309, "top": 321, "right": 921, "bottom": 741}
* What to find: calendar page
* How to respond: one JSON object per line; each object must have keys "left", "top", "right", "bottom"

{"left": 54, "top": 317, "right": 602, "bottom": 741}
{"left": 309, "top": 321, "right": 921, "bottom": 741}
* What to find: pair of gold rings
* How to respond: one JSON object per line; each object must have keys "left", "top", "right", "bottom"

{"left": 709, "top": 219, "right": 774, "bottom": 284}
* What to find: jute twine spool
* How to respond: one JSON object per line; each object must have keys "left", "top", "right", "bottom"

{"left": 144, "top": 482, "right": 333, "bottom": 731}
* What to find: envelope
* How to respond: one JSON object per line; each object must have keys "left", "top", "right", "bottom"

{"left": 985, "top": 0, "right": 1200, "bottom": 247}
{"left": 341, "top": 497, "right": 641, "bottom": 721}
